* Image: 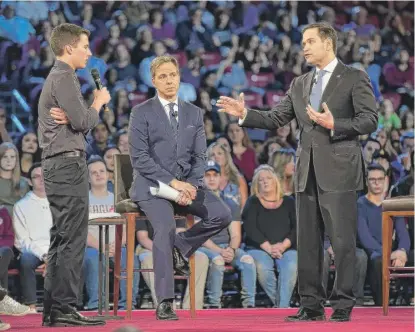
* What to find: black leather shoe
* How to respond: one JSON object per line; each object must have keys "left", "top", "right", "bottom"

{"left": 285, "top": 307, "right": 326, "bottom": 322}
{"left": 42, "top": 314, "right": 50, "bottom": 327}
{"left": 173, "top": 247, "right": 189, "bottom": 276}
{"left": 329, "top": 309, "right": 352, "bottom": 322}
{"left": 156, "top": 301, "right": 178, "bottom": 321}
{"left": 50, "top": 308, "right": 106, "bottom": 327}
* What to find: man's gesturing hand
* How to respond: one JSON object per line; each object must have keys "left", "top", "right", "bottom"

{"left": 216, "top": 93, "right": 246, "bottom": 119}
{"left": 306, "top": 102, "right": 334, "bottom": 130}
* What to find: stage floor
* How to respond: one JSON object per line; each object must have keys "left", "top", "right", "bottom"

{"left": 2, "top": 307, "right": 414, "bottom": 332}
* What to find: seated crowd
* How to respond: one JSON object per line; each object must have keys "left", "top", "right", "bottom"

{"left": 0, "top": 0, "right": 413, "bottom": 311}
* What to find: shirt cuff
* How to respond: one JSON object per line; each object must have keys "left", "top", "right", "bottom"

{"left": 238, "top": 109, "right": 248, "bottom": 125}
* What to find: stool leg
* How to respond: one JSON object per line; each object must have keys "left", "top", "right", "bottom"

{"left": 382, "top": 212, "right": 393, "bottom": 315}
{"left": 113, "top": 224, "right": 123, "bottom": 316}
{"left": 98, "top": 226, "right": 103, "bottom": 315}
{"left": 186, "top": 214, "right": 196, "bottom": 318}
{"left": 189, "top": 253, "right": 196, "bottom": 318}
{"left": 126, "top": 214, "right": 136, "bottom": 320}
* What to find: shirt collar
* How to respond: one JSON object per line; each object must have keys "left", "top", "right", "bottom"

{"left": 316, "top": 57, "right": 338, "bottom": 74}
{"left": 54, "top": 60, "right": 74, "bottom": 72}
{"left": 158, "top": 95, "right": 178, "bottom": 108}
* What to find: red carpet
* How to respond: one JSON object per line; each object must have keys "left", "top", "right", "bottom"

{"left": 2, "top": 307, "right": 413, "bottom": 331}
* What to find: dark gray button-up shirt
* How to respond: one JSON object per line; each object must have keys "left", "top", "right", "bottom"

{"left": 38, "top": 60, "right": 99, "bottom": 159}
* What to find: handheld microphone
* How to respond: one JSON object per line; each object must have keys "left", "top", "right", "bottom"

{"left": 90, "top": 68, "right": 109, "bottom": 112}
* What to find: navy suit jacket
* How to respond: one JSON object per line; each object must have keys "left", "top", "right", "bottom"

{"left": 128, "top": 96, "right": 206, "bottom": 202}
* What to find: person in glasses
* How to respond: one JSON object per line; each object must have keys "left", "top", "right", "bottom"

{"left": 357, "top": 163, "right": 412, "bottom": 306}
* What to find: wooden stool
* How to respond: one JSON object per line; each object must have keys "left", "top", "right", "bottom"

{"left": 112, "top": 154, "right": 196, "bottom": 320}
{"left": 382, "top": 195, "right": 414, "bottom": 315}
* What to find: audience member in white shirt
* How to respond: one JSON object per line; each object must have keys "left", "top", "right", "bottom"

{"left": 13, "top": 163, "right": 52, "bottom": 313}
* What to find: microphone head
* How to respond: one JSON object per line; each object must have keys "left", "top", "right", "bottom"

{"left": 90, "top": 68, "right": 100, "bottom": 81}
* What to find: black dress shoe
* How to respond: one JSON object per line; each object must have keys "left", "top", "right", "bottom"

{"left": 285, "top": 307, "right": 326, "bottom": 322}
{"left": 49, "top": 308, "right": 106, "bottom": 327}
{"left": 173, "top": 247, "right": 189, "bottom": 276}
{"left": 329, "top": 309, "right": 352, "bottom": 322}
{"left": 42, "top": 314, "right": 50, "bottom": 327}
{"left": 156, "top": 301, "right": 178, "bottom": 321}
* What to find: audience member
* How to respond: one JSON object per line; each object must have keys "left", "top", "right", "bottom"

{"left": 0, "top": 143, "right": 29, "bottom": 217}
{"left": 357, "top": 164, "right": 412, "bottom": 306}
{"left": 198, "top": 160, "right": 256, "bottom": 308}
{"left": 83, "top": 157, "right": 140, "bottom": 310}
{"left": 243, "top": 165, "right": 297, "bottom": 308}
{"left": 13, "top": 163, "right": 51, "bottom": 313}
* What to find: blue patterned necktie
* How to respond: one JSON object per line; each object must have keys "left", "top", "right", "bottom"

{"left": 309, "top": 69, "right": 326, "bottom": 112}
{"left": 168, "top": 103, "right": 178, "bottom": 139}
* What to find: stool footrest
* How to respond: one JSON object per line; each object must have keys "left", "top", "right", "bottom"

{"left": 388, "top": 267, "right": 415, "bottom": 271}
{"left": 390, "top": 273, "right": 415, "bottom": 278}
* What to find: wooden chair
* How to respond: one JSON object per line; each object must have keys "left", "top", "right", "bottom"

{"left": 382, "top": 195, "right": 414, "bottom": 315}
{"left": 112, "top": 154, "right": 196, "bottom": 319}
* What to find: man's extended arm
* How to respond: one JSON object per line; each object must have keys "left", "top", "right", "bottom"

{"left": 186, "top": 108, "right": 207, "bottom": 187}
{"left": 239, "top": 79, "right": 296, "bottom": 129}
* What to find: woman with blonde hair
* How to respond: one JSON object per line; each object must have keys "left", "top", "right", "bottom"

{"left": 269, "top": 149, "right": 295, "bottom": 198}
{"left": 0, "top": 142, "right": 29, "bottom": 216}
{"left": 243, "top": 165, "right": 297, "bottom": 307}
{"left": 207, "top": 141, "right": 248, "bottom": 209}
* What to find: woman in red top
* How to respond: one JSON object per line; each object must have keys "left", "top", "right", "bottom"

{"left": 225, "top": 121, "right": 257, "bottom": 183}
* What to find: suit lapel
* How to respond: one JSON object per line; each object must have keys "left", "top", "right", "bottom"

{"left": 176, "top": 99, "right": 189, "bottom": 157}
{"left": 303, "top": 69, "right": 316, "bottom": 106}
{"left": 151, "top": 96, "right": 174, "bottom": 140}
{"left": 320, "top": 61, "right": 347, "bottom": 109}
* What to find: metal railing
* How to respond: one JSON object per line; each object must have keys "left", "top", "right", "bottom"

{"left": 0, "top": 89, "right": 31, "bottom": 138}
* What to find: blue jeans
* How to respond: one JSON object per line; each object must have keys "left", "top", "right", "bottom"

{"left": 198, "top": 244, "right": 256, "bottom": 307}
{"left": 248, "top": 249, "right": 297, "bottom": 308}
{"left": 83, "top": 246, "right": 140, "bottom": 309}
{"left": 19, "top": 252, "right": 43, "bottom": 305}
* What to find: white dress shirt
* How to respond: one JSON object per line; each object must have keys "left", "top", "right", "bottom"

{"left": 239, "top": 57, "right": 339, "bottom": 125}
{"left": 158, "top": 95, "right": 179, "bottom": 121}
{"left": 314, "top": 57, "right": 338, "bottom": 92}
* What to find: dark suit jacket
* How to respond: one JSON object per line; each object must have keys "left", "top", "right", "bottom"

{"left": 241, "top": 60, "right": 378, "bottom": 193}
{"left": 128, "top": 96, "right": 206, "bottom": 201}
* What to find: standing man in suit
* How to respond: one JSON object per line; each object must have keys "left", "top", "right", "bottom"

{"left": 128, "top": 55, "right": 232, "bottom": 320}
{"left": 217, "top": 22, "right": 378, "bottom": 322}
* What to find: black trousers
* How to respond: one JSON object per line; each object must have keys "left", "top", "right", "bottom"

{"left": 41, "top": 155, "right": 89, "bottom": 314}
{"left": 138, "top": 189, "right": 232, "bottom": 303}
{"left": 296, "top": 152, "right": 357, "bottom": 311}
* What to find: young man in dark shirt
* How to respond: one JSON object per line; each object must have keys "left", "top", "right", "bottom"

{"left": 38, "top": 23, "right": 110, "bottom": 327}
{"left": 357, "top": 164, "right": 411, "bottom": 306}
